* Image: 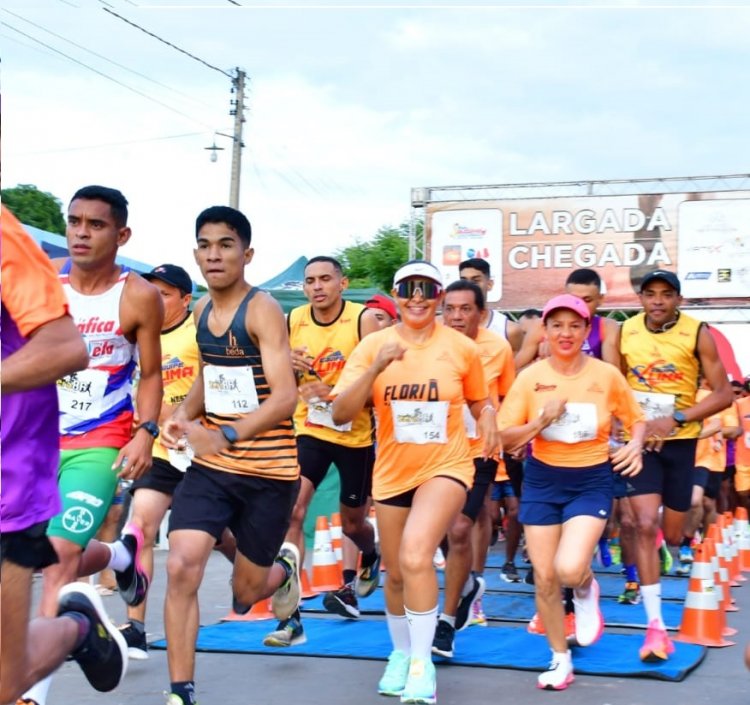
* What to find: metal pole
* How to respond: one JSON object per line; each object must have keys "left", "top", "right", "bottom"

{"left": 229, "top": 68, "right": 246, "bottom": 209}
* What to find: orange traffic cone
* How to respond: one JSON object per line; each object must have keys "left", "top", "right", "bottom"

{"left": 330, "top": 512, "right": 344, "bottom": 570}
{"left": 300, "top": 567, "right": 318, "bottom": 599}
{"left": 674, "top": 543, "right": 734, "bottom": 647}
{"left": 311, "top": 515, "right": 341, "bottom": 592}
{"left": 703, "top": 535, "right": 738, "bottom": 635}
{"left": 221, "top": 597, "right": 274, "bottom": 622}
{"left": 735, "top": 507, "right": 750, "bottom": 572}
{"left": 708, "top": 523, "right": 741, "bottom": 596}
{"left": 723, "top": 512, "right": 746, "bottom": 582}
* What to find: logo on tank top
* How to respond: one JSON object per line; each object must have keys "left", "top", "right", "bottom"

{"left": 76, "top": 316, "right": 120, "bottom": 335}
{"left": 225, "top": 330, "right": 245, "bottom": 356}
{"left": 162, "top": 356, "right": 195, "bottom": 382}
{"left": 383, "top": 380, "right": 440, "bottom": 403}
{"left": 311, "top": 347, "right": 347, "bottom": 376}
{"left": 630, "top": 360, "right": 685, "bottom": 389}
{"left": 534, "top": 383, "right": 557, "bottom": 392}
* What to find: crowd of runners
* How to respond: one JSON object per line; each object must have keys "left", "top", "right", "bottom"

{"left": 1, "top": 189, "right": 748, "bottom": 705}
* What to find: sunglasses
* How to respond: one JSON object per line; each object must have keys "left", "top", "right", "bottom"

{"left": 394, "top": 279, "right": 442, "bottom": 300}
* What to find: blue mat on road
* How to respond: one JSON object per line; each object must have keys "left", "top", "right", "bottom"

{"left": 301, "top": 589, "right": 684, "bottom": 630}
{"left": 151, "top": 618, "right": 705, "bottom": 682}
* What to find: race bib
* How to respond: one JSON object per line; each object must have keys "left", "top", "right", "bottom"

{"left": 57, "top": 369, "right": 108, "bottom": 419}
{"left": 462, "top": 404, "right": 478, "bottom": 439}
{"left": 632, "top": 391, "right": 676, "bottom": 421}
{"left": 204, "top": 365, "right": 259, "bottom": 415}
{"left": 391, "top": 400, "right": 449, "bottom": 445}
{"left": 540, "top": 402, "right": 598, "bottom": 444}
{"left": 307, "top": 399, "right": 352, "bottom": 432}
{"left": 167, "top": 445, "right": 194, "bottom": 473}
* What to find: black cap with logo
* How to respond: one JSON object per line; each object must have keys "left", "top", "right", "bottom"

{"left": 143, "top": 264, "right": 193, "bottom": 295}
{"left": 639, "top": 269, "right": 681, "bottom": 295}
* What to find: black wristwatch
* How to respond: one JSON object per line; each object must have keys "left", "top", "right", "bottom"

{"left": 672, "top": 411, "right": 687, "bottom": 427}
{"left": 218, "top": 425, "right": 239, "bottom": 445}
{"left": 137, "top": 420, "right": 160, "bottom": 438}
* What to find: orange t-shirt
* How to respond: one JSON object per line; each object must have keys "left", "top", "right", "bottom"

{"left": 694, "top": 388, "right": 738, "bottom": 473}
{"left": 498, "top": 357, "right": 644, "bottom": 468}
{"left": 734, "top": 396, "right": 750, "bottom": 469}
{"left": 332, "top": 323, "right": 488, "bottom": 501}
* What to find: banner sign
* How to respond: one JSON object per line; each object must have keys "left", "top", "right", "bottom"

{"left": 426, "top": 191, "right": 750, "bottom": 309}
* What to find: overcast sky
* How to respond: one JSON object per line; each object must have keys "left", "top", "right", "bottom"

{"left": 3, "top": 0, "right": 749, "bottom": 285}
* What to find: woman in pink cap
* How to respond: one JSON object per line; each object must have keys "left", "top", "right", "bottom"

{"left": 498, "top": 294, "right": 646, "bottom": 690}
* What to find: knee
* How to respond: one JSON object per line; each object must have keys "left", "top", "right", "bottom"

{"left": 166, "top": 551, "right": 202, "bottom": 591}
{"left": 289, "top": 499, "right": 308, "bottom": 529}
{"left": 232, "top": 572, "right": 265, "bottom": 605}
{"left": 399, "top": 543, "right": 433, "bottom": 576}
{"left": 530, "top": 566, "right": 557, "bottom": 597}
{"left": 633, "top": 513, "right": 659, "bottom": 538}
{"left": 448, "top": 517, "right": 472, "bottom": 549}
{"left": 556, "top": 563, "right": 589, "bottom": 590}
{"left": 340, "top": 510, "right": 366, "bottom": 538}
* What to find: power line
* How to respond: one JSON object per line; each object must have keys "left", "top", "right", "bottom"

{"left": 102, "top": 7, "right": 232, "bottom": 78}
{"left": 1, "top": 8, "right": 217, "bottom": 113}
{"left": 1, "top": 21, "right": 215, "bottom": 129}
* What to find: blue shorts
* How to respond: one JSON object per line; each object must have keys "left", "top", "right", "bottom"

{"left": 519, "top": 456, "right": 614, "bottom": 526}
{"left": 491, "top": 480, "right": 516, "bottom": 502}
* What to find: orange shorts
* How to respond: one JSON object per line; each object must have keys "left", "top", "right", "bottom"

{"left": 735, "top": 464, "right": 750, "bottom": 493}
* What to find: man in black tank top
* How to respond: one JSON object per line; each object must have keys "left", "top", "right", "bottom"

{"left": 160, "top": 206, "right": 302, "bottom": 705}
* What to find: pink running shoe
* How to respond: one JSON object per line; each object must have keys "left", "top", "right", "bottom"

{"left": 114, "top": 523, "right": 150, "bottom": 607}
{"left": 639, "top": 619, "right": 675, "bottom": 662}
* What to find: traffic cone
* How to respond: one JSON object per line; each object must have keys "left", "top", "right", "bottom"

{"left": 708, "top": 523, "right": 741, "bottom": 594}
{"left": 722, "top": 512, "right": 746, "bottom": 582}
{"left": 735, "top": 507, "right": 750, "bottom": 572}
{"left": 300, "top": 567, "right": 318, "bottom": 599}
{"left": 330, "top": 512, "right": 344, "bottom": 570}
{"left": 674, "top": 544, "right": 734, "bottom": 648}
{"left": 703, "top": 535, "right": 739, "bottom": 633}
{"left": 311, "top": 515, "right": 341, "bottom": 592}
{"left": 221, "top": 597, "right": 274, "bottom": 622}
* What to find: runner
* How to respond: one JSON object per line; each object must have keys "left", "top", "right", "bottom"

{"left": 263, "top": 256, "right": 380, "bottom": 646}
{"left": 364, "top": 293, "right": 398, "bottom": 328}
{"left": 432, "top": 279, "right": 515, "bottom": 659}
{"left": 19, "top": 186, "right": 163, "bottom": 705}
{"left": 331, "top": 260, "right": 500, "bottom": 703}
{"left": 458, "top": 257, "right": 523, "bottom": 351}
{"left": 116, "top": 264, "right": 202, "bottom": 660}
{"left": 160, "top": 206, "right": 301, "bottom": 705}
{"left": 499, "top": 294, "right": 645, "bottom": 690}
{"left": 620, "top": 269, "right": 733, "bottom": 662}
{"left": 734, "top": 378, "right": 750, "bottom": 516}
{"left": 0, "top": 207, "right": 127, "bottom": 704}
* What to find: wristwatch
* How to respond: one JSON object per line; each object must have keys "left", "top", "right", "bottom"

{"left": 137, "top": 420, "right": 160, "bottom": 438}
{"left": 672, "top": 411, "right": 687, "bottom": 427}
{"left": 218, "top": 425, "right": 239, "bottom": 445}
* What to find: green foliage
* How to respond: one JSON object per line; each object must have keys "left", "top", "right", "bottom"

{"left": 1, "top": 184, "right": 66, "bottom": 235}
{"left": 336, "top": 219, "right": 423, "bottom": 290}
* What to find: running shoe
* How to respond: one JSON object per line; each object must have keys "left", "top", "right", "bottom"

{"left": 572, "top": 578, "right": 604, "bottom": 647}
{"left": 164, "top": 694, "right": 197, "bottom": 705}
{"left": 675, "top": 560, "right": 692, "bottom": 576}
{"left": 378, "top": 649, "right": 410, "bottom": 697}
{"left": 114, "top": 523, "right": 150, "bottom": 607}
{"left": 355, "top": 552, "right": 381, "bottom": 597}
{"left": 119, "top": 621, "right": 148, "bottom": 660}
{"left": 468, "top": 598, "right": 487, "bottom": 627}
{"left": 400, "top": 657, "right": 436, "bottom": 704}
{"left": 271, "top": 542, "right": 301, "bottom": 621}
{"left": 455, "top": 575, "right": 485, "bottom": 631}
{"left": 639, "top": 619, "right": 675, "bottom": 663}
{"left": 57, "top": 582, "right": 128, "bottom": 692}
{"left": 263, "top": 612, "right": 306, "bottom": 647}
{"left": 537, "top": 651, "right": 574, "bottom": 691}
{"left": 659, "top": 541, "right": 673, "bottom": 575}
{"left": 679, "top": 545, "right": 694, "bottom": 564}
{"left": 524, "top": 568, "right": 535, "bottom": 585}
{"left": 500, "top": 561, "right": 521, "bottom": 583}
{"left": 431, "top": 619, "right": 456, "bottom": 658}
{"left": 617, "top": 581, "right": 641, "bottom": 605}
{"left": 323, "top": 584, "right": 360, "bottom": 618}
{"left": 527, "top": 611, "right": 545, "bottom": 635}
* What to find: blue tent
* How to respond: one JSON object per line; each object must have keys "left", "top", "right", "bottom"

{"left": 258, "top": 256, "right": 307, "bottom": 290}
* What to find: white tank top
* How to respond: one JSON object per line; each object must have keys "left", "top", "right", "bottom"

{"left": 485, "top": 309, "right": 508, "bottom": 340}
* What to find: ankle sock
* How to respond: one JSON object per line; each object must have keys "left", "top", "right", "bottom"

{"left": 170, "top": 681, "right": 197, "bottom": 705}
{"left": 343, "top": 569, "right": 356, "bottom": 586}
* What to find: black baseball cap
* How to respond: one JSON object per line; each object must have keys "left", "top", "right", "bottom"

{"left": 143, "top": 264, "right": 193, "bottom": 295}
{"left": 640, "top": 269, "right": 681, "bottom": 295}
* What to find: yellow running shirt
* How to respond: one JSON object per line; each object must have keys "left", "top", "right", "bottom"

{"left": 333, "top": 323, "right": 488, "bottom": 500}
{"left": 289, "top": 301, "right": 374, "bottom": 448}
{"left": 694, "top": 388, "right": 738, "bottom": 473}
{"left": 620, "top": 311, "right": 702, "bottom": 440}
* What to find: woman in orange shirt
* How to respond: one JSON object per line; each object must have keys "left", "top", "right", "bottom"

{"left": 331, "top": 260, "right": 500, "bottom": 705}
{"left": 499, "top": 294, "right": 645, "bottom": 691}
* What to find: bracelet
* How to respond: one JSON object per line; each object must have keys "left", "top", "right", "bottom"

{"left": 479, "top": 404, "right": 496, "bottom": 416}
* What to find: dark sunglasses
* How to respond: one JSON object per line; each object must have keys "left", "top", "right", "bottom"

{"left": 395, "top": 279, "right": 442, "bottom": 300}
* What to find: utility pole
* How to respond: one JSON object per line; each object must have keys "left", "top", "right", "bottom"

{"left": 229, "top": 68, "right": 246, "bottom": 209}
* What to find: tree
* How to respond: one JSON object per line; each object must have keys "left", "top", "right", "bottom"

{"left": 1, "top": 184, "right": 66, "bottom": 235}
{"left": 336, "top": 219, "right": 423, "bottom": 290}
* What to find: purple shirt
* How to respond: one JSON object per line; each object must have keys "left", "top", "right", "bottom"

{"left": 0, "top": 304, "right": 62, "bottom": 532}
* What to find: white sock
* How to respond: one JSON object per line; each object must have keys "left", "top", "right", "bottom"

{"left": 22, "top": 674, "right": 53, "bottom": 705}
{"left": 460, "top": 574, "right": 474, "bottom": 597}
{"left": 641, "top": 583, "right": 664, "bottom": 628}
{"left": 106, "top": 539, "right": 132, "bottom": 571}
{"left": 439, "top": 612, "right": 456, "bottom": 627}
{"left": 405, "top": 605, "right": 438, "bottom": 662}
{"left": 386, "top": 610, "right": 411, "bottom": 654}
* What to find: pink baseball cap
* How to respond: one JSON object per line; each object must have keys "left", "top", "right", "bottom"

{"left": 541, "top": 294, "right": 591, "bottom": 323}
{"left": 364, "top": 294, "right": 397, "bottom": 320}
